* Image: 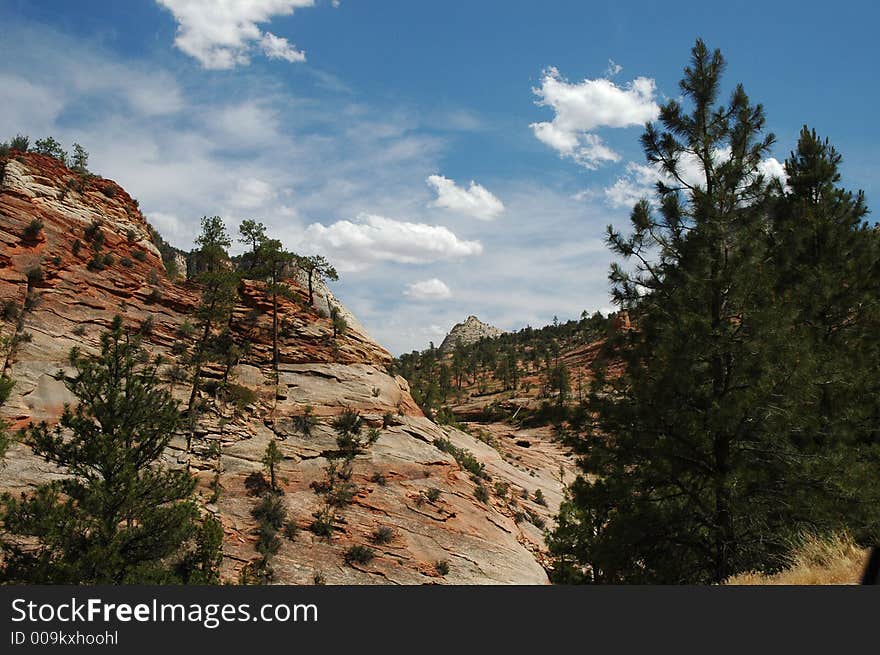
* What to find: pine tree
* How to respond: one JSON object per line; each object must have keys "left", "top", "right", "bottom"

{"left": 187, "top": 217, "right": 238, "bottom": 423}
{"left": 0, "top": 375, "right": 13, "bottom": 462}
{"left": 768, "top": 127, "right": 880, "bottom": 537}
{"left": 238, "top": 219, "right": 267, "bottom": 272}
{"left": 262, "top": 439, "right": 283, "bottom": 493}
{"left": 297, "top": 255, "right": 338, "bottom": 306}
{"left": 71, "top": 143, "right": 89, "bottom": 174}
{"left": 255, "top": 238, "right": 296, "bottom": 375}
{"left": 550, "top": 40, "right": 803, "bottom": 583}
{"left": 0, "top": 317, "right": 221, "bottom": 583}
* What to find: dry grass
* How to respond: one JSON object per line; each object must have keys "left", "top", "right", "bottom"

{"left": 726, "top": 533, "right": 869, "bottom": 585}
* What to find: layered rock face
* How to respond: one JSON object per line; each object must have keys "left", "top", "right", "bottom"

{"left": 0, "top": 153, "right": 558, "bottom": 584}
{"left": 438, "top": 315, "right": 505, "bottom": 354}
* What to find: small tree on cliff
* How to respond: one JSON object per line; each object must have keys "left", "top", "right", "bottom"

{"left": 0, "top": 317, "right": 222, "bottom": 583}
{"left": 188, "top": 216, "right": 239, "bottom": 423}
{"left": 238, "top": 219, "right": 267, "bottom": 272}
{"left": 255, "top": 238, "right": 296, "bottom": 376}
{"left": 297, "top": 255, "right": 338, "bottom": 306}
{"left": 0, "top": 375, "right": 14, "bottom": 463}
{"left": 262, "top": 439, "right": 283, "bottom": 493}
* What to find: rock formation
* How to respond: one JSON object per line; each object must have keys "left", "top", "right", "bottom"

{"left": 0, "top": 152, "right": 558, "bottom": 584}
{"left": 438, "top": 315, "right": 505, "bottom": 354}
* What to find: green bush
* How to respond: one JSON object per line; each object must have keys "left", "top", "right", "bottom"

{"left": 0, "top": 375, "right": 14, "bottom": 405}
{"left": 310, "top": 509, "right": 335, "bottom": 538}
{"left": 255, "top": 524, "right": 281, "bottom": 557}
{"left": 225, "top": 383, "right": 257, "bottom": 411}
{"left": 10, "top": 134, "right": 29, "bottom": 151}
{"left": 26, "top": 266, "right": 43, "bottom": 285}
{"left": 33, "top": 136, "right": 67, "bottom": 164}
{"left": 1, "top": 300, "right": 20, "bottom": 321}
{"left": 344, "top": 545, "right": 375, "bottom": 566}
{"left": 425, "top": 487, "right": 442, "bottom": 503}
{"left": 23, "top": 219, "right": 43, "bottom": 240}
{"left": 245, "top": 471, "right": 271, "bottom": 497}
{"left": 293, "top": 405, "right": 317, "bottom": 437}
{"left": 370, "top": 526, "right": 395, "bottom": 545}
{"left": 84, "top": 220, "right": 103, "bottom": 245}
{"left": 474, "top": 483, "right": 490, "bottom": 504}
{"left": 433, "top": 437, "right": 487, "bottom": 479}
{"left": 327, "top": 479, "right": 358, "bottom": 508}
{"left": 283, "top": 520, "right": 300, "bottom": 541}
{"left": 526, "top": 509, "right": 546, "bottom": 530}
{"left": 132, "top": 249, "right": 147, "bottom": 262}
{"left": 251, "top": 493, "right": 286, "bottom": 530}
{"left": 533, "top": 489, "right": 547, "bottom": 506}
{"left": 435, "top": 560, "right": 450, "bottom": 576}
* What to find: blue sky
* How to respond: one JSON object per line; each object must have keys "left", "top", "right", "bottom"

{"left": 1, "top": 0, "right": 877, "bottom": 353}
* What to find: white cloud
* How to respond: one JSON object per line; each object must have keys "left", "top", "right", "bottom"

{"left": 426, "top": 174, "right": 504, "bottom": 220}
{"left": 302, "top": 214, "right": 483, "bottom": 272}
{"left": 530, "top": 67, "right": 660, "bottom": 169}
{"left": 404, "top": 278, "right": 452, "bottom": 300}
{"left": 603, "top": 162, "right": 658, "bottom": 208}
{"left": 227, "top": 177, "right": 276, "bottom": 210}
{"left": 259, "top": 32, "right": 306, "bottom": 63}
{"left": 604, "top": 153, "right": 789, "bottom": 209}
{"left": 605, "top": 59, "right": 623, "bottom": 77}
{"left": 758, "top": 157, "right": 786, "bottom": 182}
{"left": 156, "top": 0, "right": 314, "bottom": 69}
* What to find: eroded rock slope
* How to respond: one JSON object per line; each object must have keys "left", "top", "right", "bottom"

{"left": 0, "top": 153, "right": 557, "bottom": 584}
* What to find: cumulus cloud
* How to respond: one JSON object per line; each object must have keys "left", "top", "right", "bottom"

{"left": 426, "top": 174, "right": 504, "bottom": 220}
{"left": 156, "top": 0, "right": 314, "bottom": 69}
{"left": 302, "top": 214, "right": 483, "bottom": 272}
{"left": 605, "top": 59, "right": 623, "bottom": 77}
{"left": 603, "top": 153, "right": 788, "bottom": 209}
{"left": 530, "top": 67, "right": 660, "bottom": 169}
{"left": 404, "top": 278, "right": 452, "bottom": 300}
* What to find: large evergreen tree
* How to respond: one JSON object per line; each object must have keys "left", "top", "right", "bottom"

{"left": 767, "top": 126, "right": 880, "bottom": 538}
{"left": 0, "top": 317, "right": 222, "bottom": 583}
{"left": 549, "top": 40, "right": 811, "bottom": 583}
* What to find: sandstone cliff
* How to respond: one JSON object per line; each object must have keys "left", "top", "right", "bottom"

{"left": 0, "top": 152, "right": 560, "bottom": 584}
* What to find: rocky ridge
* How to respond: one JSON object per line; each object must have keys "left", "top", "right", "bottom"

{"left": 0, "top": 152, "right": 561, "bottom": 584}
{"left": 438, "top": 315, "right": 505, "bottom": 354}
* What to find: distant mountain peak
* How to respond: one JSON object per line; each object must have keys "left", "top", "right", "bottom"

{"left": 438, "top": 315, "right": 505, "bottom": 353}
